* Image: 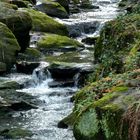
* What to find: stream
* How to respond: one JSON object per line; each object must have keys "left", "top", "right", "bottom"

{"left": 0, "top": 0, "right": 121, "bottom": 139}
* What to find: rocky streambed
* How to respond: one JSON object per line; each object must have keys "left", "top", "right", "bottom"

{"left": 0, "top": 0, "right": 123, "bottom": 139}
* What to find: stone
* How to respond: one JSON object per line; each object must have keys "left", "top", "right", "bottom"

{"left": 21, "top": 8, "right": 68, "bottom": 35}
{"left": 48, "top": 61, "right": 94, "bottom": 80}
{"left": 16, "top": 61, "right": 40, "bottom": 74}
{"left": 82, "top": 37, "right": 99, "bottom": 45}
{"left": 37, "top": 33, "right": 84, "bottom": 52}
{"left": 0, "top": 81, "right": 21, "bottom": 90}
{"left": 17, "top": 48, "right": 41, "bottom": 61}
{"left": 9, "top": 100, "right": 38, "bottom": 111}
{"left": 9, "top": 0, "right": 28, "bottom": 8}
{"left": 35, "top": 0, "right": 69, "bottom": 18}
{"left": 0, "top": 22, "right": 20, "bottom": 71}
{"left": 0, "top": 3, "right": 32, "bottom": 51}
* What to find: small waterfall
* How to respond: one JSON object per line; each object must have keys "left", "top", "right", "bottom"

{"left": 27, "top": 62, "right": 53, "bottom": 88}
{"left": 73, "top": 73, "right": 80, "bottom": 87}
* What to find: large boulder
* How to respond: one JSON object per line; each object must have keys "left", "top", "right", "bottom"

{"left": 56, "top": 0, "right": 70, "bottom": 13}
{"left": 0, "top": 22, "right": 20, "bottom": 72}
{"left": 62, "top": 69, "right": 140, "bottom": 140}
{"left": 48, "top": 61, "right": 94, "bottom": 80}
{"left": 37, "top": 33, "right": 84, "bottom": 52}
{"left": 35, "top": 0, "right": 69, "bottom": 18}
{"left": 21, "top": 9, "right": 68, "bottom": 35}
{"left": 0, "top": 3, "right": 32, "bottom": 51}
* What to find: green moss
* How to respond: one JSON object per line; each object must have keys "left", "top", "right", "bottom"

{"left": 74, "top": 108, "right": 100, "bottom": 140}
{"left": 111, "top": 86, "right": 128, "bottom": 93}
{"left": 0, "top": 6, "right": 32, "bottom": 34}
{"left": 21, "top": 8, "right": 68, "bottom": 35}
{"left": 94, "top": 93, "right": 120, "bottom": 108}
{"left": 100, "top": 106, "right": 125, "bottom": 140}
{"left": 40, "top": 0, "right": 66, "bottom": 11}
{"left": 37, "top": 33, "right": 84, "bottom": 51}
{"left": 25, "top": 48, "right": 41, "bottom": 58}
{"left": 0, "top": 2, "right": 18, "bottom": 10}
{"left": 0, "top": 22, "right": 20, "bottom": 71}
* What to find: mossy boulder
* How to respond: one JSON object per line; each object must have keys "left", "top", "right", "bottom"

{"left": 47, "top": 61, "right": 94, "bottom": 84}
{"left": 37, "top": 33, "right": 84, "bottom": 52}
{"left": 35, "top": 0, "right": 69, "bottom": 18}
{"left": 94, "top": 13, "right": 140, "bottom": 77}
{"left": 0, "top": 81, "right": 21, "bottom": 90}
{"left": 0, "top": 2, "right": 18, "bottom": 10}
{"left": 18, "top": 48, "right": 41, "bottom": 61}
{"left": 0, "top": 4, "right": 32, "bottom": 51}
{"left": 45, "top": 51, "right": 94, "bottom": 64}
{"left": 63, "top": 69, "right": 140, "bottom": 140}
{"left": 0, "top": 128, "right": 32, "bottom": 139}
{"left": 0, "top": 22, "right": 20, "bottom": 72}
{"left": 21, "top": 8, "right": 68, "bottom": 35}
{"left": 9, "top": 0, "right": 29, "bottom": 8}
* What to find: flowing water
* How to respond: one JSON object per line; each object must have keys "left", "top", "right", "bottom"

{"left": 0, "top": 0, "right": 122, "bottom": 139}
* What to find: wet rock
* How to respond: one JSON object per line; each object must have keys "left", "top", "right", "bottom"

{"left": 25, "top": 0, "right": 36, "bottom": 4}
{"left": 80, "top": 0, "right": 99, "bottom": 9}
{"left": 16, "top": 61, "right": 40, "bottom": 74}
{"left": 9, "top": 0, "right": 28, "bottom": 8}
{"left": 56, "top": 0, "right": 70, "bottom": 14}
{"left": 48, "top": 62, "right": 80, "bottom": 79}
{"left": 82, "top": 36, "right": 98, "bottom": 45}
{"left": 21, "top": 8, "right": 68, "bottom": 36}
{"left": 0, "top": 89, "right": 39, "bottom": 111}
{"left": 35, "top": 0, "right": 69, "bottom": 19}
{"left": 9, "top": 100, "right": 38, "bottom": 111}
{"left": 98, "top": 0, "right": 111, "bottom": 4}
{"left": 0, "top": 22, "right": 20, "bottom": 72}
{"left": 37, "top": 33, "right": 84, "bottom": 53}
{"left": 67, "top": 21, "right": 100, "bottom": 37}
{"left": 57, "top": 120, "right": 68, "bottom": 129}
{"left": 48, "top": 61, "right": 94, "bottom": 80}
{"left": 48, "top": 80, "right": 74, "bottom": 87}
{"left": 58, "top": 112, "right": 77, "bottom": 128}
{"left": 17, "top": 48, "right": 41, "bottom": 61}
{"left": 70, "top": 5, "right": 80, "bottom": 13}
{"left": 0, "top": 3, "right": 32, "bottom": 52}
{"left": 0, "top": 128, "right": 32, "bottom": 139}
{"left": 0, "top": 81, "right": 21, "bottom": 90}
